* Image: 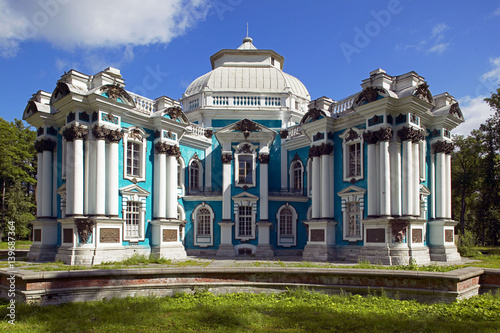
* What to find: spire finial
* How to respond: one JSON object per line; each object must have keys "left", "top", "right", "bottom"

{"left": 246, "top": 22, "right": 249, "bottom": 37}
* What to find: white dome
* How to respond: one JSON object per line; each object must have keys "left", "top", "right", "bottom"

{"left": 183, "top": 37, "right": 310, "bottom": 101}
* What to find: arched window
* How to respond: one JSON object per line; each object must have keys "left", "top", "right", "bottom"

{"left": 192, "top": 203, "right": 214, "bottom": 247}
{"left": 276, "top": 204, "right": 298, "bottom": 247}
{"left": 188, "top": 154, "right": 203, "bottom": 193}
{"left": 292, "top": 161, "right": 303, "bottom": 191}
{"left": 190, "top": 161, "right": 199, "bottom": 189}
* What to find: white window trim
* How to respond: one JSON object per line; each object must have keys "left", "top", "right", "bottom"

{"left": 232, "top": 192, "right": 258, "bottom": 241}
{"left": 192, "top": 202, "right": 214, "bottom": 247}
{"left": 340, "top": 128, "right": 364, "bottom": 182}
{"left": 306, "top": 158, "right": 312, "bottom": 198}
{"left": 234, "top": 143, "right": 257, "bottom": 188}
{"left": 177, "top": 156, "right": 185, "bottom": 197}
{"left": 123, "top": 127, "right": 149, "bottom": 183}
{"left": 120, "top": 184, "right": 150, "bottom": 242}
{"left": 289, "top": 158, "right": 304, "bottom": 192}
{"left": 188, "top": 156, "right": 204, "bottom": 192}
{"left": 276, "top": 203, "right": 298, "bottom": 247}
{"left": 338, "top": 185, "right": 366, "bottom": 242}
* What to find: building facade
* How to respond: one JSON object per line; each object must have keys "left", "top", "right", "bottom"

{"left": 23, "top": 37, "right": 464, "bottom": 265}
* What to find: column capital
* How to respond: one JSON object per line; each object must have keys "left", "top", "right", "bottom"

{"left": 166, "top": 145, "right": 181, "bottom": 157}
{"left": 107, "top": 129, "right": 123, "bottom": 143}
{"left": 432, "top": 140, "right": 454, "bottom": 154}
{"left": 377, "top": 127, "right": 393, "bottom": 141}
{"left": 221, "top": 153, "right": 233, "bottom": 164}
{"left": 363, "top": 130, "right": 379, "bottom": 145}
{"left": 397, "top": 126, "right": 424, "bottom": 143}
{"left": 62, "top": 124, "right": 88, "bottom": 142}
{"left": 309, "top": 143, "right": 333, "bottom": 158}
{"left": 91, "top": 125, "right": 109, "bottom": 140}
{"left": 258, "top": 154, "right": 270, "bottom": 164}
{"left": 155, "top": 142, "right": 170, "bottom": 154}
{"left": 35, "top": 139, "right": 56, "bottom": 152}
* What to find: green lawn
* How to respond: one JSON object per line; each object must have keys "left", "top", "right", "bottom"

{"left": 1, "top": 290, "right": 499, "bottom": 332}
{"left": 0, "top": 240, "right": 32, "bottom": 250}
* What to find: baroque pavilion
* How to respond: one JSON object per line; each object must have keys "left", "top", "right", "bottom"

{"left": 23, "top": 37, "right": 464, "bottom": 265}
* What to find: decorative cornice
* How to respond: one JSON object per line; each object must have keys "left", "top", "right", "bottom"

{"left": 75, "top": 218, "right": 95, "bottom": 244}
{"left": 363, "top": 131, "right": 379, "bottom": 145}
{"left": 166, "top": 145, "right": 181, "bottom": 157}
{"left": 258, "top": 154, "right": 270, "bottom": 164}
{"left": 432, "top": 140, "right": 454, "bottom": 154}
{"left": 107, "top": 129, "right": 123, "bottom": 143}
{"left": 237, "top": 143, "right": 253, "bottom": 154}
{"left": 221, "top": 153, "right": 233, "bottom": 164}
{"left": 62, "top": 124, "right": 88, "bottom": 142}
{"left": 377, "top": 127, "right": 393, "bottom": 141}
{"left": 155, "top": 142, "right": 169, "bottom": 154}
{"left": 345, "top": 128, "right": 360, "bottom": 142}
{"left": 397, "top": 126, "right": 424, "bottom": 143}
{"left": 92, "top": 125, "right": 109, "bottom": 140}
{"left": 34, "top": 139, "right": 56, "bottom": 153}
{"left": 309, "top": 143, "right": 333, "bottom": 157}
{"left": 233, "top": 119, "right": 260, "bottom": 139}
{"left": 413, "top": 82, "right": 433, "bottom": 104}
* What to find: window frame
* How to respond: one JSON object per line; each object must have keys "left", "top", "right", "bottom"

{"left": 276, "top": 203, "right": 298, "bottom": 247}
{"left": 234, "top": 143, "right": 257, "bottom": 188}
{"left": 188, "top": 155, "right": 204, "bottom": 193}
{"left": 338, "top": 185, "right": 366, "bottom": 242}
{"left": 120, "top": 184, "right": 149, "bottom": 242}
{"left": 192, "top": 202, "right": 214, "bottom": 247}
{"left": 306, "top": 158, "right": 312, "bottom": 198}
{"left": 289, "top": 158, "right": 304, "bottom": 193}
{"left": 123, "top": 127, "right": 148, "bottom": 183}
{"left": 340, "top": 128, "right": 364, "bottom": 182}
{"left": 177, "top": 156, "right": 185, "bottom": 197}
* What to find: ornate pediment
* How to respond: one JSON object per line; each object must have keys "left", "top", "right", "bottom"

{"left": 413, "top": 83, "right": 434, "bottom": 105}
{"left": 163, "top": 106, "right": 189, "bottom": 124}
{"left": 300, "top": 108, "right": 326, "bottom": 125}
{"left": 232, "top": 119, "right": 261, "bottom": 139}
{"left": 353, "top": 87, "right": 386, "bottom": 107}
{"left": 100, "top": 84, "right": 134, "bottom": 106}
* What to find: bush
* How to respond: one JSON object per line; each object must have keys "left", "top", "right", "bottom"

{"left": 458, "top": 229, "right": 482, "bottom": 257}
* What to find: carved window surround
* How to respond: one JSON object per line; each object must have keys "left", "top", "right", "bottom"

{"left": 123, "top": 127, "right": 149, "bottom": 183}
{"left": 234, "top": 142, "right": 257, "bottom": 189}
{"left": 192, "top": 202, "right": 214, "bottom": 247}
{"left": 338, "top": 185, "right": 366, "bottom": 242}
{"left": 119, "top": 184, "right": 150, "bottom": 242}
{"left": 340, "top": 127, "right": 364, "bottom": 183}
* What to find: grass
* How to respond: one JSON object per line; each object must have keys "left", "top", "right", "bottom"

{"left": 0, "top": 290, "right": 499, "bottom": 332}
{"left": 0, "top": 240, "right": 32, "bottom": 250}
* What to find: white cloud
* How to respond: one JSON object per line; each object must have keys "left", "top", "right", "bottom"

{"left": 494, "top": 7, "right": 500, "bottom": 16}
{"left": 454, "top": 95, "right": 494, "bottom": 136}
{"left": 399, "top": 22, "right": 450, "bottom": 55}
{"left": 482, "top": 57, "right": 500, "bottom": 85}
{"left": 0, "top": 0, "right": 210, "bottom": 57}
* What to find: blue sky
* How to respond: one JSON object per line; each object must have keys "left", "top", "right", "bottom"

{"left": 1, "top": 0, "right": 499, "bottom": 135}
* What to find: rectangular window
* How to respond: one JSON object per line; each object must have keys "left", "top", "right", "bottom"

{"left": 197, "top": 208, "right": 211, "bottom": 236}
{"left": 238, "top": 206, "right": 253, "bottom": 237}
{"left": 127, "top": 142, "right": 141, "bottom": 177}
{"left": 238, "top": 155, "right": 253, "bottom": 184}
{"left": 125, "top": 201, "right": 141, "bottom": 238}
{"left": 279, "top": 209, "right": 293, "bottom": 236}
{"left": 348, "top": 143, "right": 361, "bottom": 177}
{"left": 347, "top": 202, "right": 361, "bottom": 237}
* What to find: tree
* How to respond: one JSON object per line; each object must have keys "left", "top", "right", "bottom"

{"left": 0, "top": 118, "right": 37, "bottom": 241}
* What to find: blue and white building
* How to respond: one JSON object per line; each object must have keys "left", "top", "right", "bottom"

{"left": 23, "top": 37, "right": 464, "bottom": 265}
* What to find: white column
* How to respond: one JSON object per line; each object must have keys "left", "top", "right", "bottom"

{"left": 413, "top": 142, "right": 420, "bottom": 216}
{"left": 157, "top": 153, "right": 167, "bottom": 219}
{"left": 36, "top": 152, "right": 43, "bottom": 217}
{"left": 390, "top": 142, "right": 401, "bottom": 216}
{"left": 222, "top": 154, "right": 232, "bottom": 220}
{"left": 321, "top": 153, "right": 331, "bottom": 218}
{"left": 259, "top": 156, "right": 269, "bottom": 220}
{"left": 73, "top": 138, "right": 84, "bottom": 216}
{"left": 445, "top": 153, "right": 452, "bottom": 219}
{"left": 329, "top": 154, "right": 335, "bottom": 218}
{"left": 65, "top": 140, "right": 74, "bottom": 216}
{"left": 95, "top": 138, "right": 106, "bottom": 216}
{"left": 42, "top": 149, "right": 53, "bottom": 217}
{"left": 430, "top": 153, "right": 436, "bottom": 219}
{"left": 367, "top": 143, "right": 377, "bottom": 216}
{"left": 107, "top": 140, "right": 120, "bottom": 216}
{"left": 166, "top": 154, "right": 177, "bottom": 219}
{"left": 402, "top": 140, "right": 413, "bottom": 216}
{"left": 379, "top": 140, "right": 391, "bottom": 216}
{"left": 435, "top": 152, "right": 446, "bottom": 219}
{"left": 311, "top": 154, "right": 321, "bottom": 219}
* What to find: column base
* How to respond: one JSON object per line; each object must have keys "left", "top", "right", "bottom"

{"left": 429, "top": 245, "right": 461, "bottom": 262}
{"left": 302, "top": 244, "right": 335, "bottom": 261}
{"left": 27, "top": 244, "right": 58, "bottom": 262}
{"left": 151, "top": 243, "right": 187, "bottom": 260}
{"left": 216, "top": 244, "right": 236, "bottom": 257}
{"left": 255, "top": 244, "right": 274, "bottom": 258}
{"left": 150, "top": 219, "right": 187, "bottom": 260}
